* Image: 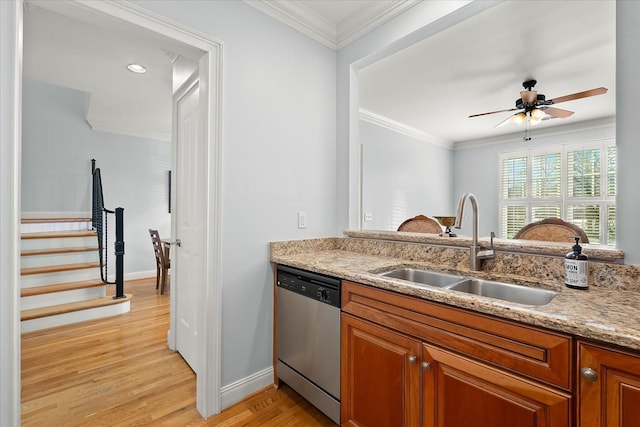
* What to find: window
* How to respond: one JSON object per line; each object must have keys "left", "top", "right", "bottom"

{"left": 499, "top": 139, "right": 616, "bottom": 245}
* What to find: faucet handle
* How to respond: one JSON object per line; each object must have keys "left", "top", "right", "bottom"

{"left": 477, "top": 232, "right": 496, "bottom": 261}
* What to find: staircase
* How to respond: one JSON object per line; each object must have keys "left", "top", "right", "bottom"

{"left": 21, "top": 217, "right": 131, "bottom": 333}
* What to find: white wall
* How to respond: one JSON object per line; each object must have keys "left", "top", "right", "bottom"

{"left": 360, "top": 120, "right": 453, "bottom": 230}
{"left": 132, "top": 0, "right": 337, "bottom": 389}
{"left": 22, "top": 79, "right": 171, "bottom": 276}
{"left": 453, "top": 122, "right": 616, "bottom": 238}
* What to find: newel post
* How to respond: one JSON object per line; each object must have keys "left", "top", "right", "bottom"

{"left": 113, "top": 207, "right": 125, "bottom": 299}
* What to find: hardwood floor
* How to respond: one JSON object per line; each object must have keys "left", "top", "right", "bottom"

{"left": 21, "top": 277, "right": 337, "bottom": 426}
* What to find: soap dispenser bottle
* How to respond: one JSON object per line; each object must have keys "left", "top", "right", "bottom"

{"left": 565, "top": 236, "right": 589, "bottom": 289}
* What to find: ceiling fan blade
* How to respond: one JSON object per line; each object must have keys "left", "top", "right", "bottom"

{"left": 549, "top": 87, "right": 608, "bottom": 104}
{"left": 469, "top": 107, "right": 519, "bottom": 118}
{"left": 542, "top": 106, "right": 574, "bottom": 118}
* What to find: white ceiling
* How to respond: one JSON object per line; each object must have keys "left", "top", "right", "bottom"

{"left": 23, "top": 1, "right": 204, "bottom": 142}
{"left": 23, "top": 1, "right": 615, "bottom": 146}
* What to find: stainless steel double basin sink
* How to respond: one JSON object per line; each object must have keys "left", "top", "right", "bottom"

{"left": 379, "top": 268, "right": 556, "bottom": 306}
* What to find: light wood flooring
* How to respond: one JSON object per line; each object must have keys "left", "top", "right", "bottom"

{"left": 21, "top": 277, "right": 337, "bottom": 426}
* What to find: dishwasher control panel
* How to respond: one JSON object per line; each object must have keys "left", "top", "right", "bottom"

{"left": 277, "top": 265, "right": 340, "bottom": 308}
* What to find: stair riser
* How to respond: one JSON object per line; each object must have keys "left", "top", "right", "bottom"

{"left": 21, "top": 236, "right": 97, "bottom": 251}
{"left": 22, "top": 269, "right": 101, "bottom": 288}
{"left": 21, "top": 301, "right": 131, "bottom": 333}
{"left": 21, "top": 251, "right": 100, "bottom": 269}
{"left": 21, "top": 286, "right": 107, "bottom": 310}
{"left": 21, "top": 222, "right": 92, "bottom": 234}
{"left": 21, "top": 252, "right": 99, "bottom": 269}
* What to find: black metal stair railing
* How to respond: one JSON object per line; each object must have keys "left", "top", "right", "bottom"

{"left": 91, "top": 159, "right": 125, "bottom": 299}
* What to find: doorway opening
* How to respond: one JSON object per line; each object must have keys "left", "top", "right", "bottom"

{"left": 18, "top": 0, "right": 223, "bottom": 419}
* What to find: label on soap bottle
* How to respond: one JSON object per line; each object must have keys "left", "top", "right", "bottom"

{"left": 565, "top": 259, "right": 589, "bottom": 289}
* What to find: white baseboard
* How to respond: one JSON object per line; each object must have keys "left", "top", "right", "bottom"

{"left": 107, "top": 270, "right": 157, "bottom": 282}
{"left": 220, "top": 367, "right": 275, "bottom": 410}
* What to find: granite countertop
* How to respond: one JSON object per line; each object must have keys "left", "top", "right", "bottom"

{"left": 344, "top": 230, "right": 626, "bottom": 262}
{"left": 270, "top": 239, "right": 640, "bottom": 352}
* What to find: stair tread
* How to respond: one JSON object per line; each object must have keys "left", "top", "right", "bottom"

{"left": 21, "top": 262, "right": 101, "bottom": 276}
{"left": 21, "top": 246, "right": 98, "bottom": 257}
{"left": 21, "top": 294, "right": 132, "bottom": 321}
{"left": 21, "top": 217, "right": 92, "bottom": 224}
{"left": 21, "top": 279, "right": 105, "bottom": 297}
{"left": 21, "top": 230, "right": 96, "bottom": 239}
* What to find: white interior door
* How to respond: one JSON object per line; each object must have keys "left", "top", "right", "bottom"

{"left": 172, "top": 75, "right": 204, "bottom": 373}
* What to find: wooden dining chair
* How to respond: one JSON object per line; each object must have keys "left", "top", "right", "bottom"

{"left": 513, "top": 218, "right": 590, "bottom": 244}
{"left": 149, "top": 229, "right": 170, "bottom": 294}
{"left": 397, "top": 215, "right": 443, "bottom": 234}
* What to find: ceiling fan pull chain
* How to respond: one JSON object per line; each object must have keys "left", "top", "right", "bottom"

{"left": 523, "top": 119, "right": 532, "bottom": 141}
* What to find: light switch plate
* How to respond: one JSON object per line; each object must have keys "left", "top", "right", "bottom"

{"left": 298, "top": 211, "right": 307, "bottom": 229}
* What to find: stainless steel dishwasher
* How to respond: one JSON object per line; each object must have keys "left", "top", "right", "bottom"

{"left": 276, "top": 265, "right": 341, "bottom": 424}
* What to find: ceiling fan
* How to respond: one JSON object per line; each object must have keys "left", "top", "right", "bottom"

{"left": 469, "top": 79, "right": 608, "bottom": 128}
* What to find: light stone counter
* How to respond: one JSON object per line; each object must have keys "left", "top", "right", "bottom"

{"left": 344, "top": 230, "right": 625, "bottom": 262}
{"left": 270, "top": 236, "right": 640, "bottom": 352}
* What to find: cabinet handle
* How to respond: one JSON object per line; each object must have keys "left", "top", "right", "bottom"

{"left": 422, "top": 361, "right": 431, "bottom": 371}
{"left": 408, "top": 355, "right": 417, "bottom": 364}
{"left": 580, "top": 367, "right": 598, "bottom": 382}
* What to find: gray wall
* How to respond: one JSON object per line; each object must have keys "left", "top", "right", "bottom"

{"left": 360, "top": 120, "right": 453, "bottom": 230}
{"left": 22, "top": 79, "right": 171, "bottom": 276}
{"left": 133, "top": 0, "right": 337, "bottom": 387}
{"left": 616, "top": 0, "right": 640, "bottom": 264}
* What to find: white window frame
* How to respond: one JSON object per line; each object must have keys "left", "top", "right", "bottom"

{"left": 499, "top": 138, "right": 616, "bottom": 245}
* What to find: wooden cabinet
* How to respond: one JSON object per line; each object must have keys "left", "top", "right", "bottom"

{"left": 423, "top": 344, "right": 570, "bottom": 427}
{"left": 577, "top": 341, "right": 640, "bottom": 427}
{"left": 341, "top": 281, "right": 572, "bottom": 427}
{"left": 341, "top": 314, "right": 421, "bottom": 427}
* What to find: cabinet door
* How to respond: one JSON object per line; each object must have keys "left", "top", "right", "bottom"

{"left": 577, "top": 342, "right": 640, "bottom": 427}
{"left": 423, "top": 344, "right": 571, "bottom": 427}
{"left": 341, "top": 313, "right": 421, "bottom": 427}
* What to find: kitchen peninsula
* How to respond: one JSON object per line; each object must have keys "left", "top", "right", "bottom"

{"left": 271, "top": 232, "right": 640, "bottom": 427}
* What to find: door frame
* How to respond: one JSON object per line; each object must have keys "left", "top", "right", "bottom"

{"left": 0, "top": 0, "right": 223, "bottom": 422}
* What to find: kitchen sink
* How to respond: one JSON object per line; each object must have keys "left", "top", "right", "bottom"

{"left": 379, "top": 268, "right": 464, "bottom": 288}
{"left": 378, "top": 268, "right": 556, "bottom": 306}
{"left": 447, "top": 278, "right": 556, "bottom": 306}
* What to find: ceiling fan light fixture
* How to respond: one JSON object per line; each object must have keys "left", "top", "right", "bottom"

{"left": 530, "top": 108, "right": 545, "bottom": 119}
{"left": 512, "top": 112, "right": 526, "bottom": 125}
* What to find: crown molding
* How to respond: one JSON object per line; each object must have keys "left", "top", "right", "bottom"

{"left": 87, "top": 118, "right": 172, "bottom": 142}
{"left": 454, "top": 116, "right": 616, "bottom": 151}
{"left": 244, "top": 0, "right": 335, "bottom": 48}
{"left": 243, "top": 0, "right": 420, "bottom": 50}
{"left": 336, "top": 1, "right": 420, "bottom": 49}
{"left": 359, "top": 108, "right": 454, "bottom": 150}
{"left": 359, "top": 110, "right": 616, "bottom": 151}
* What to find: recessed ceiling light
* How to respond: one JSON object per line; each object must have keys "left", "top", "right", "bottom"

{"left": 127, "top": 64, "right": 147, "bottom": 74}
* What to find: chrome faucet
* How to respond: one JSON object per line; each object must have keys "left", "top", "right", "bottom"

{"left": 454, "top": 192, "right": 495, "bottom": 271}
